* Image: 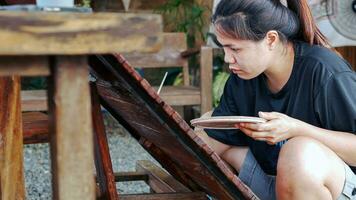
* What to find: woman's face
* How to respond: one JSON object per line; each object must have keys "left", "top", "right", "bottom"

{"left": 216, "top": 32, "right": 272, "bottom": 80}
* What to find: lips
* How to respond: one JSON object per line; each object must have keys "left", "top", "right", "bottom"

{"left": 230, "top": 67, "right": 244, "bottom": 74}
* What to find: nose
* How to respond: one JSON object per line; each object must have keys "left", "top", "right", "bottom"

{"left": 224, "top": 51, "right": 236, "bottom": 64}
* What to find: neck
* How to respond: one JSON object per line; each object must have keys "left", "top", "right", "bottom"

{"left": 264, "top": 42, "right": 295, "bottom": 93}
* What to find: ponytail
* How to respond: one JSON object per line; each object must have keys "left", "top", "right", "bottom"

{"left": 286, "top": 0, "right": 331, "bottom": 48}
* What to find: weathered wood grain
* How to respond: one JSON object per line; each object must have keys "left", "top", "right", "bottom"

{"left": 122, "top": 33, "right": 186, "bottom": 68}
{"left": 21, "top": 90, "right": 47, "bottom": 112}
{"left": 136, "top": 160, "right": 191, "bottom": 193}
{"left": 114, "top": 171, "right": 148, "bottom": 182}
{"left": 0, "top": 11, "right": 162, "bottom": 55}
{"left": 89, "top": 54, "right": 257, "bottom": 199}
{"left": 22, "top": 112, "right": 49, "bottom": 144}
{"left": 91, "top": 83, "right": 118, "bottom": 200}
{"left": 0, "top": 56, "right": 49, "bottom": 76}
{"left": 0, "top": 76, "right": 25, "bottom": 200}
{"left": 199, "top": 46, "right": 213, "bottom": 114}
{"left": 48, "top": 56, "right": 95, "bottom": 200}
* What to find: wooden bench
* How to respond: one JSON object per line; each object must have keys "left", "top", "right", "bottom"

{"left": 122, "top": 32, "right": 213, "bottom": 116}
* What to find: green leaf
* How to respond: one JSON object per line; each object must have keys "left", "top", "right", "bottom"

{"left": 213, "top": 72, "right": 230, "bottom": 107}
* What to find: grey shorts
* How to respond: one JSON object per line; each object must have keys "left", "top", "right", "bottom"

{"left": 239, "top": 150, "right": 356, "bottom": 200}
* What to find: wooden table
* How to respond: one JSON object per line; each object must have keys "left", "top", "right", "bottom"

{"left": 0, "top": 10, "right": 161, "bottom": 200}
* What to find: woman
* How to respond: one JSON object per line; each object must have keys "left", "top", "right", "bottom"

{"left": 198, "top": 0, "right": 356, "bottom": 199}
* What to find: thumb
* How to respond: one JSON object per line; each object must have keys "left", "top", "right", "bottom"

{"left": 258, "top": 111, "right": 280, "bottom": 120}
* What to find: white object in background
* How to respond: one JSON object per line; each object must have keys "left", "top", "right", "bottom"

{"left": 310, "top": 0, "right": 356, "bottom": 47}
{"left": 317, "top": 19, "right": 356, "bottom": 47}
{"left": 157, "top": 72, "right": 168, "bottom": 95}
{"left": 36, "top": 0, "right": 74, "bottom": 7}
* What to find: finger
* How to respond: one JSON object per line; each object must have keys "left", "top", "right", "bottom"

{"left": 258, "top": 111, "right": 282, "bottom": 120}
{"left": 241, "top": 122, "right": 277, "bottom": 132}
{"left": 239, "top": 127, "right": 271, "bottom": 138}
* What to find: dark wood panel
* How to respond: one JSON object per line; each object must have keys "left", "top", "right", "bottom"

{"left": 89, "top": 54, "right": 258, "bottom": 200}
{"left": 0, "top": 56, "right": 49, "bottom": 76}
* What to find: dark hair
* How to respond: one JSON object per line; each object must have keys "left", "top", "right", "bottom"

{"left": 212, "top": 0, "right": 331, "bottom": 48}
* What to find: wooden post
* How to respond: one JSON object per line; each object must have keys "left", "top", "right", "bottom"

{"left": 48, "top": 56, "right": 95, "bottom": 200}
{"left": 200, "top": 46, "right": 213, "bottom": 114}
{"left": 0, "top": 76, "right": 25, "bottom": 200}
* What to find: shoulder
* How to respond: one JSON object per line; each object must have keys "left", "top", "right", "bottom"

{"left": 294, "top": 41, "right": 353, "bottom": 75}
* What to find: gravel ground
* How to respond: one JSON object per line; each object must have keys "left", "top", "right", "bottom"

{"left": 24, "top": 112, "right": 160, "bottom": 199}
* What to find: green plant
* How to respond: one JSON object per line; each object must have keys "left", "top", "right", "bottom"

{"left": 157, "top": 0, "right": 208, "bottom": 86}
{"left": 156, "top": 0, "right": 207, "bottom": 48}
{"left": 213, "top": 71, "right": 229, "bottom": 107}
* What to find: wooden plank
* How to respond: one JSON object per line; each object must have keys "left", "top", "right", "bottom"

{"left": 157, "top": 86, "right": 200, "bottom": 106}
{"left": 123, "top": 33, "right": 186, "bottom": 68}
{"left": 21, "top": 90, "right": 47, "bottom": 112}
{"left": 0, "top": 56, "right": 49, "bottom": 76}
{"left": 0, "top": 12, "right": 162, "bottom": 55}
{"left": 114, "top": 172, "right": 148, "bottom": 182}
{"left": 48, "top": 56, "right": 95, "bottom": 200}
{"left": 136, "top": 160, "right": 190, "bottom": 193}
{"left": 120, "top": 192, "right": 207, "bottom": 200}
{"left": 91, "top": 83, "right": 119, "bottom": 200}
{"left": 23, "top": 112, "right": 49, "bottom": 144}
{"left": 138, "top": 138, "right": 202, "bottom": 192}
{"left": 199, "top": 46, "right": 213, "bottom": 114}
{"left": 0, "top": 76, "right": 25, "bottom": 200}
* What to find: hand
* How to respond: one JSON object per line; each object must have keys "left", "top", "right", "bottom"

{"left": 235, "top": 112, "right": 301, "bottom": 145}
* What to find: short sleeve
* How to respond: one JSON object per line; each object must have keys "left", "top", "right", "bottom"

{"left": 205, "top": 76, "right": 249, "bottom": 146}
{"left": 314, "top": 72, "right": 356, "bottom": 133}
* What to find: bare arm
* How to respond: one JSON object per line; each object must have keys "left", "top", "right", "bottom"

{"left": 237, "top": 111, "right": 356, "bottom": 166}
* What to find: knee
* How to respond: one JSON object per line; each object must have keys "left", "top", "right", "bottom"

{"left": 276, "top": 137, "right": 327, "bottom": 190}
{"left": 277, "top": 136, "right": 329, "bottom": 177}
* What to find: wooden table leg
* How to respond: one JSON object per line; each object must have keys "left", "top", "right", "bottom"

{"left": 0, "top": 76, "right": 25, "bottom": 200}
{"left": 48, "top": 56, "right": 95, "bottom": 200}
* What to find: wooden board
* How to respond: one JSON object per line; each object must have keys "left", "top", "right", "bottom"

{"left": 136, "top": 160, "right": 191, "bottom": 193}
{"left": 0, "top": 11, "right": 162, "bottom": 55}
{"left": 21, "top": 90, "right": 47, "bottom": 112}
{"left": 23, "top": 112, "right": 49, "bottom": 144}
{"left": 0, "top": 56, "right": 49, "bottom": 76}
{"left": 122, "top": 32, "right": 187, "bottom": 68}
{"left": 89, "top": 54, "right": 259, "bottom": 200}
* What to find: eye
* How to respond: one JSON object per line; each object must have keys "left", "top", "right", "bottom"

{"left": 230, "top": 48, "right": 241, "bottom": 52}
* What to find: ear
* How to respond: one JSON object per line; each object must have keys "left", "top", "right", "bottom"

{"left": 265, "top": 30, "right": 279, "bottom": 50}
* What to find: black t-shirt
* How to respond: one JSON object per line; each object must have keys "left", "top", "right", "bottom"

{"left": 206, "top": 41, "right": 356, "bottom": 175}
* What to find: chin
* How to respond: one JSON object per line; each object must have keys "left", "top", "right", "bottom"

{"left": 235, "top": 73, "right": 257, "bottom": 80}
